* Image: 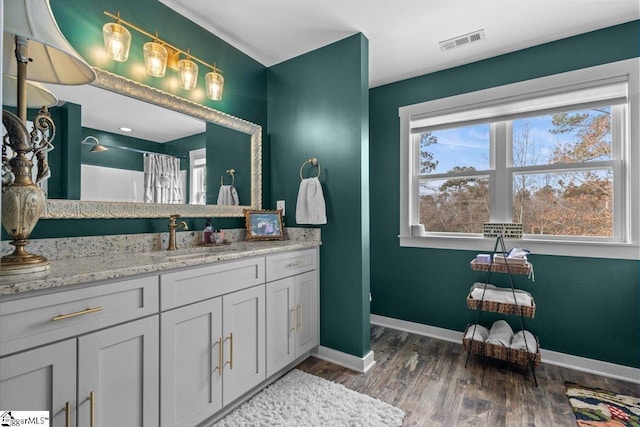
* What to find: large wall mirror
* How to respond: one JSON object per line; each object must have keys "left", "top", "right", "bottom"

{"left": 41, "top": 68, "right": 262, "bottom": 219}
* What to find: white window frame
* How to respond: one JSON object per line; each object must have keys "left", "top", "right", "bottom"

{"left": 189, "top": 148, "right": 206, "bottom": 205}
{"left": 399, "top": 58, "right": 639, "bottom": 259}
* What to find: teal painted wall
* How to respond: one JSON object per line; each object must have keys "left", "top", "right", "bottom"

{"left": 267, "top": 34, "right": 371, "bottom": 357}
{"left": 26, "top": 0, "right": 268, "bottom": 236}
{"left": 369, "top": 21, "right": 640, "bottom": 368}
{"left": 79, "top": 128, "right": 176, "bottom": 172}
{"left": 50, "top": 103, "right": 81, "bottom": 200}
{"left": 205, "top": 124, "right": 252, "bottom": 206}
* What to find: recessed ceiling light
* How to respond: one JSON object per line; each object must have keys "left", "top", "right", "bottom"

{"left": 120, "top": 127, "right": 133, "bottom": 132}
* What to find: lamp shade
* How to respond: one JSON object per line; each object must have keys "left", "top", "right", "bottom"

{"left": 2, "top": 0, "right": 96, "bottom": 85}
{"left": 2, "top": 74, "right": 58, "bottom": 107}
{"left": 103, "top": 22, "right": 131, "bottom": 62}
{"left": 205, "top": 70, "right": 224, "bottom": 101}
{"left": 178, "top": 58, "right": 198, "bottom": 90}
{"left": 144, "top": 41, "right": 168, "bottom": 77}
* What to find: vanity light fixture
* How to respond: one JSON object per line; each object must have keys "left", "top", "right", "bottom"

{"left": 81, "top": 136, "right": 109, "bottom": 153}
{"left": 2, "top": 0, "right": 96, "bottom": 274}
{"left": 103, "top": 11, "right": 225, "bottom": 100}
{"left": 102, "top": 12, "right": 131, "bottom": 62}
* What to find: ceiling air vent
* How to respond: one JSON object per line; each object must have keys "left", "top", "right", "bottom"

{"left": 439, "top": 29, "right": 485, "bottom": 52}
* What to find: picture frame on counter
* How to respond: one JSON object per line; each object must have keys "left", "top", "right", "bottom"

{"left": 244, "top": 209, "right": 285, "bottom": 241}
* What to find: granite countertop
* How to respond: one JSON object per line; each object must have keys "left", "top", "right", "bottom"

{"left": 0, "top": 240, "right": 320, "bottom": 296}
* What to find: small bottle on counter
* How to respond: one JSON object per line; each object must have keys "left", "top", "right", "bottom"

{"left": 203, "top": 218, "right": 213, "bottom": 244}
{"left": 212, "top": 229, "right": 224, "bottom": 244}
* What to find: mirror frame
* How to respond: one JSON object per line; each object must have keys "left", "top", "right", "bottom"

{"left": 43, "top": 68, "right": 262, "bottom": 219}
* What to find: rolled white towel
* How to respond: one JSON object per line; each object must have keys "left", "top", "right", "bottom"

{"left": 470, "top": 288, "right": 533, "bottom": 306}
{"left": 510, "top": 330, "right": 537, "bottom": 354}
{"left": 470, "top": 282, "right": 532, "bottom": 298}
{"left": 470, "top": 282, "right": 498, "bottom": 293}
{"left": 464, "top": 324, "right": 489, "bottom": 342}
{"left": 486, "top": 320, "right": 514, "bottom": 347}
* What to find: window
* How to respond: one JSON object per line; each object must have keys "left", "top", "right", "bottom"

{"left": 189, "top": 148, "right": 206, "bottom": 204}
{"left": 399, "top": 59, "right": 639, "bottom": 259}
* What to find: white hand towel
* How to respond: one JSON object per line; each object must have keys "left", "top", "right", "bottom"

{"left": 486, "top": 320, "right": 514, "bottom": 347}
{"left": 296, "top": 177, "right": 327, "bottom": 225}
{"left": 470, "top": 288, "right": 532, "bottom": 306}
{"left": 510, "top": 330, "right": 537, "bottom": 354}
{"left": 217, "top": 185, "right": 239, "bottom": 205}
{"left": 464, "top": 324, "right": 489, "bottom": 342}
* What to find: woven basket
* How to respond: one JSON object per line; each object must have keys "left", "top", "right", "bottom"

{"left": 509, "top": 338, "right": 541, "bottom": 367}
{"left": 463, "top": 325, "right": 541, "bottom": 367}
{"left": 470, "top": 259, "right": 531, "bottom": 275}
{"left": 484, "top": 341, "right": 510, "bottom": 361}
{"left": 483, "top": 342, "right": 541, "bottom": 367}
{"left": 462, "top": 324, "right": 486, "bottom": 355}
{"left": 466, "top": 294, "right": 536, "bottom": 318}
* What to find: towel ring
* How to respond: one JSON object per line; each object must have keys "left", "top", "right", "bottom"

{"left": 299, "top": 157, "right": 321, "bottom": 180}
{"left": 221, "top": 168, "right": 235, "bottom": 186}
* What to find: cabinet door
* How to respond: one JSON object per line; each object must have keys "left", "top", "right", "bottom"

{"left": 0, "top": 340, "right": 76, "bottom": 427}
{"left": 77, "top": 315, "right": 159, "bottom": 427}
{"left": 160, "top": 298, "right": 223, "bottom": 427}
{"left": 265, "top": 277, "right": 295, "bottom": 377}
{"left": 222, "top": 285, "right": 265, "bottom": 405}
{"left": 295, "top": 270, "right": 319, "bottom": 356}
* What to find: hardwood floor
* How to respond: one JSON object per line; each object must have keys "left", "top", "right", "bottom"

{"left": 296, "top": 325, "right": 639, "bottom": 426}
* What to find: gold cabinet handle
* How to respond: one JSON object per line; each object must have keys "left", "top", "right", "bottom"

{"left": 224, "top": 333, "right": 233, "bottom": 370}
{"left": 89, "top": 391, "right": 96, "bottom": 427}
{"left": 52, "top": 307, "right": 103, "bottom": 321}
{"left": 286, "top": 260, "right": 304, "bottom": 268}
{"left": 214, "top": 336, "right": 223, "bottom": 375}
{"left": 298, "top": 304, "right": 304, "bottom": 331}
{"left": 290, "top": 308, "right": 297, "bottom": 333}
{"left": 296, "top": 304, "right": 303, "bottom": 332}
{"left": 65, "top": 401, "right": 71, "bottom": 427}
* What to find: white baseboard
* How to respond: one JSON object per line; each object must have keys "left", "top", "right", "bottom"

{"left": 370, "top": 314, "right": 640, "bottom": 384}
{"left": 312, "top": 346, "right": 377, "bottom": 374}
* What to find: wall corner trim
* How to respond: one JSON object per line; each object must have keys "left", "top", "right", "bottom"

{"left": 312, "top": 346, "right": 376, "bottom": 374}
{"left": 370, "top": 314, "right": 640, "bottom": 384}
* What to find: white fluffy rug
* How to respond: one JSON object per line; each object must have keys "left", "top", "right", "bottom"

{"left": 213, "top": 369, "right": 405, "bottom": 426}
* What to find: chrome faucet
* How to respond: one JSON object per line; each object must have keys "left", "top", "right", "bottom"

{"left": 167, "top": 214, "right": 188, "bottom": 251}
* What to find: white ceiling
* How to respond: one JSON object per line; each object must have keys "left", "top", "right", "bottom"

{"left": 43, "top": 83, "right": 205, "bottom": 143}
{"left": 160, "top": 0, "right": 640, "bottom": 88}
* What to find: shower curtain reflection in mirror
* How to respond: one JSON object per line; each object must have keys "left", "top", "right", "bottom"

{"left": 144, "top": 153, "right": 183, "bottom": 203}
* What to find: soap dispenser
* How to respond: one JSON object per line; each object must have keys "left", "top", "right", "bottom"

{"left": 203, "top": 218, "right": 213, "bottom": 244}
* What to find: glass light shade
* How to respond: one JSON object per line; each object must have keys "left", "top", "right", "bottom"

{"left": 205, "top": 71, "right": 224, "bottom": 101}
{"left": 3, "top": 0, "right": 96, "bottom": 85}
{"left": 144, "top": 42, "right": 168, "bottom": 77}
{"left": 178, "top": 58, "right": 198, "bottom": 90}
{"left": 103, "top": 22, "right": 131, "bottom": 62}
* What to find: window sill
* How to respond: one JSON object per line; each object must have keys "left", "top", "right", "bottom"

{"left": 399, "top": 235, "right": 639, "bottom": 260}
